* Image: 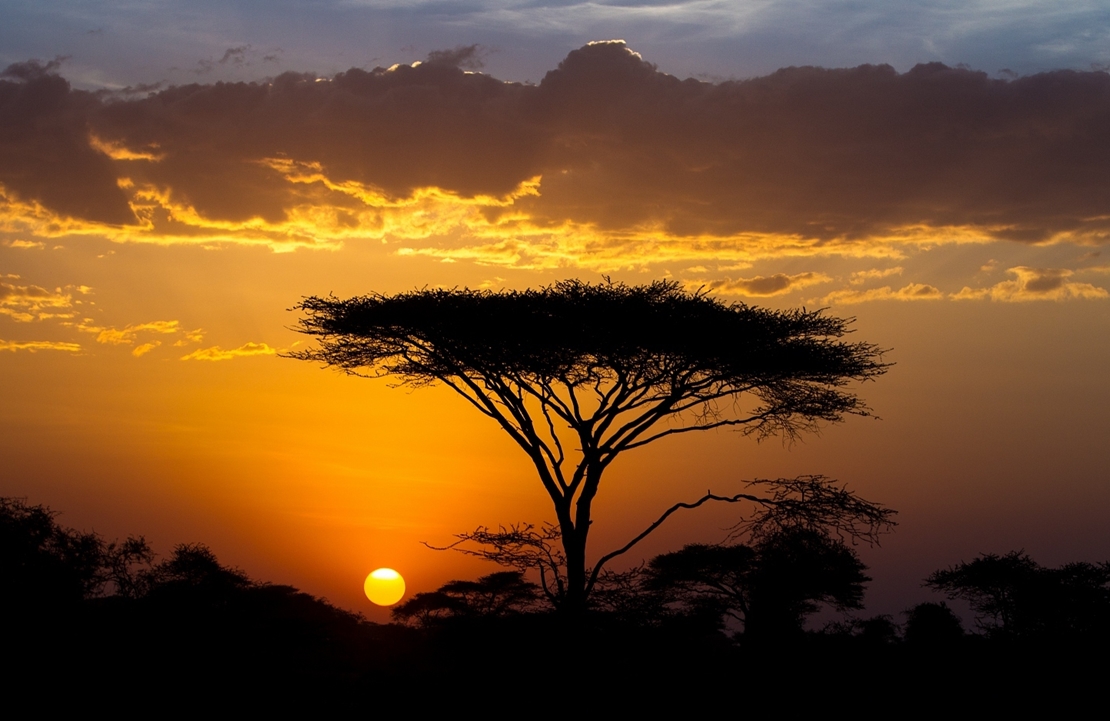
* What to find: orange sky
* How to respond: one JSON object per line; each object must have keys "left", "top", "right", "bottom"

{"left": 2, "top": 42, "right": 1109, "bottom": 621}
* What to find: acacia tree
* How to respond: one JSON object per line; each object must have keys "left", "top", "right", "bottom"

{"left": 645, "top": 528, "right": 870, "bottom": 638}
{"left": 292, "top": 280, "right": 890, "bottom": 614}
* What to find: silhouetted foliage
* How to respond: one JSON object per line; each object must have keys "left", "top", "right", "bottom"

{"left": 748, "top": 528, "right": 869, "bottom": 638}
{"left": 925, "top": 551, "right": 1110, "bottom": 640}
{"left": 438, "top": 570, "right": 541, "bottom": 616}
{"left": 903, "top": 602, "right": 964, "bottom": 646}
{"left": 645, "top": 527, "right": 870, "bottom": 639}
{"left": 393, "top": 570, "right": 541, "bottom": 626}
{"left": 98, "top": 536, "right": 156, "bottom": 599}
{"left": 823, "top": 614, "right": 902, "bottom": 647}
{"left": 586, "top": 566, "right": 675, "bottom": 625}
{"left": 726, "top": 475, "right": 895, "bottom": 544}
{"left": 430, "top": 522, "right": 568, "bottom": 605}
{"left": 142, "top": 542, "right": 252, "bottom": 601}
{"left": 852, "top": 615, "right": 901, "bottom": 645}
{"left": 390, "top": 590, "right": 459, "bottom": 626}
{"left": 0, "top": 497, "right": 151, "bottom": 612}
{"left": 644, "top": 543, "right": 756, "bottom": 627}
{"left": 292, "top": 279, "right": 890, "bottom": 612}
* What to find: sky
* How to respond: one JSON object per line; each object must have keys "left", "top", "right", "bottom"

{"left": 2, "top": 0, "right": 1109, "bottom": 622}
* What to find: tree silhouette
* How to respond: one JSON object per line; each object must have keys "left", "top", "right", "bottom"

{"left": 292, "top": 280, "right": 890, "bottom": 613}
{"left": 903, "top": 602, "right": 964, "bottom": 646}
{"left": 925, "top": 551, "right": 1110, "bottom": 639}
{"left": 141, "top": 542, "right": 253, "bottom": 607}
{"left": 392, "top": 571, "right": 541, "bottom": 626}
{"left": 0, "top": 497, "right": 152, "bottom": 612}
{"left": 645, "top": 527, "right": 870, "bottom": 639}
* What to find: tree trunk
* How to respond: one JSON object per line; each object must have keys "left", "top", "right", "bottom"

{"left": 561, "top": 526, "right": 588, "bottom": 616}
{"left": 559, "top": 462, "right": 601, "bottom": 617}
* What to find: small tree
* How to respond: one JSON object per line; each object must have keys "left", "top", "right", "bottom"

{"left": 903, "top": 602, "right": 964, "bottom": 646}
{"left": 645, "top": 527, "right": 870, "bottom": 639}
{"left": 292, "top": 280, "right": 890, "bottom": 613}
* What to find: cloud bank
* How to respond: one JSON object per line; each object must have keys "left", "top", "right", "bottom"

{"left": 3, "top": 44, "right": 1110, "bottom": 265}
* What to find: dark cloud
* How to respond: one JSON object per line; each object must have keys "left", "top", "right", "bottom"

{"left": 187, "top": 47, "right": 254, "bottom": 76}
{"left": 0, "top": 61, "right": 134, "bottom": 225}
{"left": 2, "top": 42, "right": 1110, "bottom": 244}
{"left": 525, "top": 46, "right": 1110, "bottom": 242}
{"left": 1, "top": 57, "right": 68, "bottom": 81}
{"left": 696, "top": 272, "right": 829, "bottom": 297}
{"left": 219, "top": 46, "right": 249, "bottom": 65}
{"left": 116, "top": 82, "right": 164, "bottom": 96}
{"left": 1023, "top": 270, "right": 1067, "bottom": 293}
{"left": 424, "top": 45, "right": 487, "bottom": 70}
{"left": 86, "top": 61, "right": 540, "bottom": 224}
{"left": 952, "top": 267, "right": 1108, "bottom": 301}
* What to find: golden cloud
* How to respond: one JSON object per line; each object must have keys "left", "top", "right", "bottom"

{"left": 850, "top": 267, "right": 904, "bottom": 285}
{"left": 88, "top": 134, "right": 165, "bottom": 162}
{"left": 686, "top": 272, "right": 831, "bottom": 297}
{"left": 820, "top": 283, "right": 944, "bottom": 305}
{"left": 79, "top": 319, "right": 182, "bottom": 345}
{"left": 952, "top": 267, "right": 1109, "bottom": 301}
{"left": 174, "top": 329, "right": 205, "bottom": 346}
{"left": 132, "top": 341, "right": 161, "bottom": 357}
{"left": 0, "top": 280, "right": 81, "bottom": 322}
{"left": 396, "top": 224, "right": 990, "bottom": 271}
{"left": 180, "top": 342, "right": 276, "bottom": 361}
{"left": 0, "top": 339, "right": 82, "bottom": 353}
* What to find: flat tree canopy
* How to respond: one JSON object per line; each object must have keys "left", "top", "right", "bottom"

{"left": 292, "top": 280, "right": 889, "bottom": 611}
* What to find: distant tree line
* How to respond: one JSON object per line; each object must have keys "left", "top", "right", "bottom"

{"left": 5, "top": 495, "right": 1109, "bottom": 706}
{"left": 1, "top": 497, "right": 409, "bottom": 705}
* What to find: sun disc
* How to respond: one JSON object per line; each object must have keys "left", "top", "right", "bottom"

{"left": 364, "top": 568, "right": 406, "bottom": 606}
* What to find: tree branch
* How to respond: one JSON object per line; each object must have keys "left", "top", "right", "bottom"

{"left": 587, "top": 491, "right": 768, "bottom": 594}
{"left": 587, "top": 476, "right": 896, "bottom": 595}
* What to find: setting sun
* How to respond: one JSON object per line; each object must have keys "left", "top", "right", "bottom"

{"left": 364, "top": 568, "right": 406, "bottom": 606}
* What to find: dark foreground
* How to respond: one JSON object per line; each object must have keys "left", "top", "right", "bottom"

{"left": 10, "top": 597, "right": 1106, "bottom": 712}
